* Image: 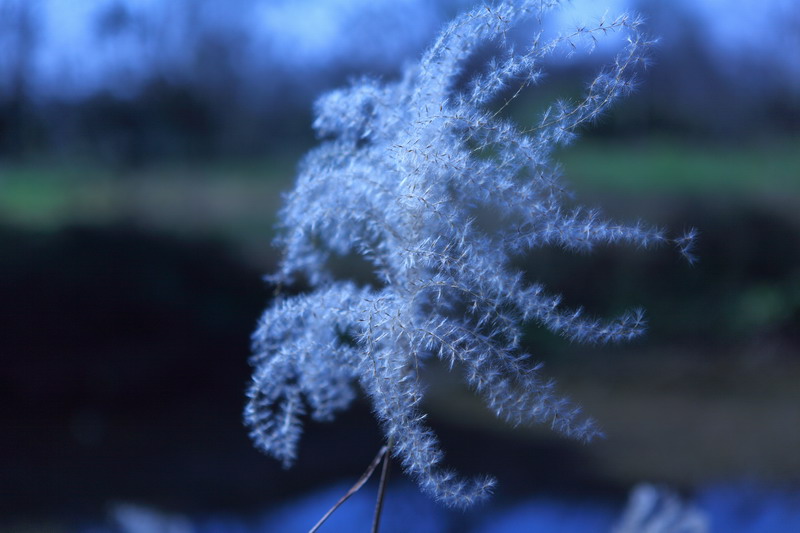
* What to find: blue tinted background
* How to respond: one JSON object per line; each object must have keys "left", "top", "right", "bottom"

{"left": 1, "top": 0, "right": 798, "bottom": 531}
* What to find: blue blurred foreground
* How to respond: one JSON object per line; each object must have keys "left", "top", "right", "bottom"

{"left": 76, "top": 482, "right": 800, "bottom": 533}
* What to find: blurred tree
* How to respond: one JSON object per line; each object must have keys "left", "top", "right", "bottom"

{"left": 1, "top": 0, "right": 797, "bottom": 164}
{"left": 624, "top": 0, "right": 800, "bottom": 138}
{"left": 0, "top": 0, "right": 41, "bottom": 158}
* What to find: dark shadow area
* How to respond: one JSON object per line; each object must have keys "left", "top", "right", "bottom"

{"left": 0, "top": 224, "right": 623, "bottom": 521}
{"left": 1, "top": 196, "right": 797, "bottom": 521}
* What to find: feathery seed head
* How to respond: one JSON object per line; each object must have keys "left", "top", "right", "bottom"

{"left": 245, "top": 0, "right": 695, "bottom": 507}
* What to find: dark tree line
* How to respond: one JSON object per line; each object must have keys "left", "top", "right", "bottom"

{"left": 0, "top": 0, "right": 796, "bottom": 166}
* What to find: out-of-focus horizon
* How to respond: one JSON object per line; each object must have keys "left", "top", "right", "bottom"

{"left": 1, "top": 0, "right": 797, "bottom": 165}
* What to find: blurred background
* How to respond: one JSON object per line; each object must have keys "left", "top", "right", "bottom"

{"left": 1, "top": 0, "right": 798, "bottom": 531}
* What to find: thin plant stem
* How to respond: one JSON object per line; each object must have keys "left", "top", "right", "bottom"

{"left": 371, "top": 437, "right": 394, "bottom": 533}
{"left": 308, "top": 443, "right": 390, "bottom": 533}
